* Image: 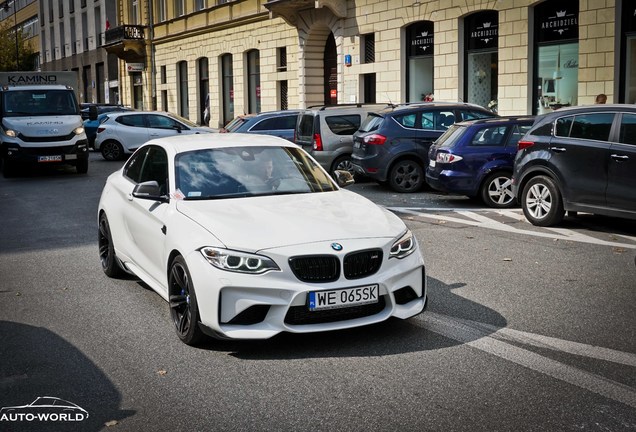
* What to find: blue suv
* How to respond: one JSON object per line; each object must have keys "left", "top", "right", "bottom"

{"left": 426, "top": 116, "right": 534, "bottom": 208}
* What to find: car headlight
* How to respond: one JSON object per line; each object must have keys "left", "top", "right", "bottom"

{"left": 390, "top": 230, "right": 416, "bottom": 259}
{"left": 73, "top": 126, "right": 85, "bottom": 135}
{"left": 200, "top": 247, "right": 280, "bottom": 274}
{"left": 5, "top": 129, "right": 17, "bottom": 137}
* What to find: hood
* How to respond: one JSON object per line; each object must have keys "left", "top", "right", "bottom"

{"left": 2, "top": 116, "right": 82, "bottom": 136}
{"left": 176, "top": 189, "right": 405, "bottom": 252}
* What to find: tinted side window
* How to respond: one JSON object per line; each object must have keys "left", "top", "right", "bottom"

{"left": 470, "top": 126, "right": 508, "bottom": 146}
{"left": 252, "top": 115, "right": 297, "bottom": 131}
{"left": 569, "top": 113, "right": 614, "bottom": 141}
{"left": 555, "top": 116, "right": 573, "bottom": 137}
{"left": 117, "top": 114, "right": 146, "bottom": 127}
{"left": 619, "top": 113, "right": 636, "bottom": 145}
{"left": 296, "top": 114, "right": 315, "bottom": 140}
{"left": 139, "top": 146, "right": 169, "bottom": 194}
{"left": 461, "top": 110, "right": 493, "bottom": 121}
{"left": 124, "top": 147, "right": 150, "bottom": 183}
{"left": 148, "top": 114, "right": 183, "bottom": 130}
{"left": 325, "top": 115, "right": 361, "bottom": 135}
{"left": 434, "top": 111, "right": 455, "bottom": 130}
{"left": 394, "top": 113, "right": 417, "bottom": 128}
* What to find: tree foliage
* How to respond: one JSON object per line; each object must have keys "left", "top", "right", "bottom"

{"left": 0, "top": 18, "right": 37, "bottom": 71}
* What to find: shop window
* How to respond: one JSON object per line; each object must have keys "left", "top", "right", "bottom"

{"left": 177, "top": 61, "right": 188, "bottom": 118}
{"left": 464, "top": 10, "right": 498, "bottom": 109}
{"left": 246, "top": 50, "right": 261, "bottom": 114}
{"left": 405, "top": 21, "right": 434, "bottom": 103}
{"left": 220, "top": 54, "right": 234, "bottom": 125}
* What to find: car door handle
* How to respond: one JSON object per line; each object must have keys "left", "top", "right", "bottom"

{"left": 550, "top": 147, "right": 566, "bottom": 153}
{"left": 611, "top": 154, "right": 629, "bottom": 161}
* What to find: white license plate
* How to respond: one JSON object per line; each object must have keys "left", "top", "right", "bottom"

{"left": 429, "top": 159, "right": 436, "bottom": 168}
{"left": 308, "top": 284, "right": 379, "bottom": 311}
{"left": 38, "top": 155, "right": 63, "bottom": 163}
{"left": 353, "top": 141, "right": 361, "bottom": 149}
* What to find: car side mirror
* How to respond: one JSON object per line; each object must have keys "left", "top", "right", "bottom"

{"left": 132, "top": 181, "right": 169, "bottom": 203}
{"left": 334, "top": 170, "right": 354, "bottom": 188}
{"left": 88, "top": 105, "right": 98, "bottom": 121}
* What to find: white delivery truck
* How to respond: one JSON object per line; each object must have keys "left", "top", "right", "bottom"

{"left": 0, "top": 71, "right": 93, "bottom": 177}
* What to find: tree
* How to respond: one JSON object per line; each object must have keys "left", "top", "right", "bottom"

{"left": 0, "top": 18, "right": 37, "bottom": 71}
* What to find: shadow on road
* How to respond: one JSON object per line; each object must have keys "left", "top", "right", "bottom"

{"left": 196, "top": 276, "right": 506, "bottom": 359}
{"left": 0, "top": 321, "right": 134, "bottom": 431}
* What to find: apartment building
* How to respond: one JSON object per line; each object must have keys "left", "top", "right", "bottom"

{"left": 104, "top": 0, "right": 635, "bottom": 128}
{"left": 0, "top": 0, "right": 40, "bottom": 70}
{"left": 39, "top": 0, "right": 120, "bottom": 104}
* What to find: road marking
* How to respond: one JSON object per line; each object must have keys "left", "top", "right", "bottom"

{"left": 417, "top": 312, "right": 636, "bottom": 408}
{"left": 389, "top": 207, "right": 636, "bottom": 249}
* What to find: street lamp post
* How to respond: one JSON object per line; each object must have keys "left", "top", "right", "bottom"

{"left": 2, "top": 0, "right": 19, "bottom": 70}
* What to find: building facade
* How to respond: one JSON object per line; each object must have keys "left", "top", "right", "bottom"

{"left": 39, "top": 0, "right": 121, "bottom": 104}
{"left": 0, "top": 0, "right": 40, "bottom": 70}
{"left": 107, "top": 0, "right": 635, "bottom": 128}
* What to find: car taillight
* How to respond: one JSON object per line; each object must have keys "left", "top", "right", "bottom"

{"left": 97, "top": 127, "right": 106, "bottom": 134}
{"left": 313, "top": 133, "right": 323, "bottom": 151}
{"left": 363, "top": 134, "right": 387, "bottom": 145}
{"left": 518, "top": 140, "right": 534, "bottom": 151}
{"left": 436, "top": 153, "right": 463, "bottom": 163}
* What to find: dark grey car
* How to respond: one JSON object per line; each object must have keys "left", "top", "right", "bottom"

{"left": 223, "top": 110, "right": 300, "bottom": 142}
{"left": 512, "top": 104, "right": 636, "bottom": 226}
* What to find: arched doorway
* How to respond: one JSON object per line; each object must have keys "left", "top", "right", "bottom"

{"left": 324, "top": 33, "right": 337, "bottom": 105}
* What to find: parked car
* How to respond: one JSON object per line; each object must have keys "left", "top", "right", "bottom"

{"left": 80, "top": 103, "right": 128, "bottom": 120}
{"left": 222, "top": 109, "right": 301, "bottom": 141}
{"left": 84, "top": 107, "right": 135, "bottom": 148}
{"left": 512, "top": 104, "right": 636, "bottom": 226}
{"left": 295, "top": 103, "right": 389, "bottom": 176}
{"left": 351, "top": 102, "right": 497, "bottom": 192}
{"left": 98, "top": 133, "right": 427, "bottom": 345}
{"left": 94, "top": 111, "right": 217, "bottom": 161}
{"left": 426, "top": 116, "right": 534, "bottom": 208}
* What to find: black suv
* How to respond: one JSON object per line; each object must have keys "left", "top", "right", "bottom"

{"left": 512, "top": 104, "right": 636, "bottom": 226}
{"left": 352, "top": 102, "right": 495, "bottom": 192}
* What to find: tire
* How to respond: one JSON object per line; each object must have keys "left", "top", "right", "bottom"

{"left": 168, "top": 256, "right": 205, "bottom": 346}
{"left": 76, "top": 157, "right": 89, "bottom": 174}
{"left": 330, "top": 155, "right": 355, "bottom": 177}
{"left": 98, "top": 213, "right": 125, "bottom": 278}
{"left": 2, "top": 157, "right": 18, "bottom": 178}
{"left": 388, "top": 159, "right": 424, "bottom": 193}
{"left": 480, "top": 172, "right": 516, "bottom": 208}
{"left": 521, "top": 175, "right": 564, "bottom": 227}
{"left": 101, "top": 140, "right": 125, "bottom": 161}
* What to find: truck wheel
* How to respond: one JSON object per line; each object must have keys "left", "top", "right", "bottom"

{"left": 2, "top": 158, "right": 17, "bottom": 178}
{"left": 101, "top": 140, "right": 124, "bottom": 161}
{"left": 76, "top": 158, "right": 89, "bottom": 174}
{"left": 388, "top": 159, "right": 424, "bottom": 193}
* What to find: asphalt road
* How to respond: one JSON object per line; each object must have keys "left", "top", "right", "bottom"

{"left": 1, "top": 152, "right": 635, "bottom": 432}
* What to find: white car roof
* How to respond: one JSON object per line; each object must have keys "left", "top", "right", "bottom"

{"left": 148, "top": 132, "right": 299, "bottom": 153}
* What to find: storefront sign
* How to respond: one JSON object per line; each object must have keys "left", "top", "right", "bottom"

{"left": 126, "top": 63, "right": 145, "bottom": 72}
{"left": 466, "top": 11, "right": 498, "bottom": 50}
{"left": 407, "top": 21, "right": 434, "bottom": 57}
{"left": 536, "top": 0, "right": 578, "bottom": 42}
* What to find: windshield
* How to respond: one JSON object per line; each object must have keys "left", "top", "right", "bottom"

{"left": 2, "top": 89, "right": 79, "bottom": 117}
{"left": 167, "top": 112, "right": 200, "bottom": 128}
{"left": 175, "top": 146, "right": 338, "bottom": 200}
{"left": 223, "top": 116, "right": 249, "bottom": 132}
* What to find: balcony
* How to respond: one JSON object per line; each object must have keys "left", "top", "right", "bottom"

{"left": 265, "top": 0, "right": 346, "bottom": 26}
{"left": 103, "top": 25, "right": 146, "bottom": 62}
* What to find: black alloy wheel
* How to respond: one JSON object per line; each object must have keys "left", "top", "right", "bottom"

{"left": 98, "top": 213, "right": 125, "bottom": 277}
{"left": 168, "top": 256, "right": 205, "bottom": 346}
{"left": 101, "top": 140, "right": 124, "bottom": 161}
{"left": 389, "top": 159, "right": 424, "bottom": 193}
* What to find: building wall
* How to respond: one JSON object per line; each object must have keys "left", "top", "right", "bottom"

{"left": 0, "top": 0, "right": 40, "bottom": 70}
{"left": 114, "top": 0, "right": 622, "bottom": 126}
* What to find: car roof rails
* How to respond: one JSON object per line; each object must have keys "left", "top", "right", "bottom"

{"left": 306, "top": 103, "right": 390, "bottom": 111}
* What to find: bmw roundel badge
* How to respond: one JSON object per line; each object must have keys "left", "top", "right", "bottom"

{"left": 331, "top": 243, "right": 343, "bottom": 251}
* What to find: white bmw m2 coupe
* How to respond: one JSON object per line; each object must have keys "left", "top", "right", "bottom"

{"left": 98, "top": 134, "right": 427, "bottom": 345}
